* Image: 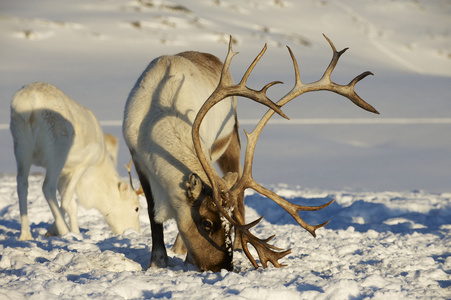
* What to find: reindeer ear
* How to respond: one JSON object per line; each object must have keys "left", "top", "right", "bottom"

{"left": 186, "top": 173, "right": 202, "bottom": 203}
{"left": 222, "top": 172, "right": 238, "bottom": 189}
{"left": 118, "top": 181, "right": 129, "bottom": 194}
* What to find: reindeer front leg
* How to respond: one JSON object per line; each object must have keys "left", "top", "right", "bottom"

{"left": 135, "top": 165, "right": 168, "bottom": 268}
{"left": 147, "top": 193, "right": 168, "bottom": 268}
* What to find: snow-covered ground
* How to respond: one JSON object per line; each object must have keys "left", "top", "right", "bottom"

{"left": 1, "top": 175, "right": 450, "bottom": 299}
{"left": 0, "top": 0, "right": 450, "bottom": 299}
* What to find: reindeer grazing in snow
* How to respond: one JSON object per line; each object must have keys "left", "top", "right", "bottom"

{"left": 123, "top": 50, "right": 242, "bottom": 271}
{"left": 123, "top": 35, "right": 379, "bottom": 271}
{"left": 10, "top": 82, "right": 141, "bottom": 241}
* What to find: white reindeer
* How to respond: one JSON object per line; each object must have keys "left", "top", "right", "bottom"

{"left": 10, "top": 82, "right": 141, "bottom": 241}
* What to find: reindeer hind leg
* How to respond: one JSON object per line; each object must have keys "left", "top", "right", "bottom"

{"left": 13, "top": 136, "right": 33, "bottom": 240}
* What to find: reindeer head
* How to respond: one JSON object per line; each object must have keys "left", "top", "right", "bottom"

{"left": 104, "top": 180, "right": 141, "bottom": 235}
{"left": 179, "top": 172, "right": 238, "bottom": 272}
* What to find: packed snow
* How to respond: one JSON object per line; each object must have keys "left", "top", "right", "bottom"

{"left": 0, "top": 0, "right": 450, "bottom": 299}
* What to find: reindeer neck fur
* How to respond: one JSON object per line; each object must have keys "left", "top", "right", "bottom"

{"left": 74, "top": 147, "right": 120, "bottom": 212}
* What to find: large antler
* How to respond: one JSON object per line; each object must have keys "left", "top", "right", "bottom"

{"left": 192, "top": 35, "right": 378, "bottom": 269}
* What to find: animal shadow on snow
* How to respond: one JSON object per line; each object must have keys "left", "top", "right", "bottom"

{"left": 247, "top": 192, "right": 451, "bottom": 288}
{"left": 0, "top": 217, "right": 73, "bottom": 252}
{"left": 244, "top": 193, "right": 450, "bottom": 236}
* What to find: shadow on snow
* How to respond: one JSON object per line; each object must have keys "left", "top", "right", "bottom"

{"left": 244, "top": 193, "right": 450, "bottom": 236}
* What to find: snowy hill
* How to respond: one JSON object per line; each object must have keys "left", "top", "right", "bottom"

{"left": 0, "top": 0, "right": 450, "bottom": 299}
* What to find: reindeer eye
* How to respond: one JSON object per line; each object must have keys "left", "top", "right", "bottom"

{"left": 202, "top": 219, "right": 213, "bottom": 230}
{"left": 135, "top": 207, "right": 140, "bottom": 213}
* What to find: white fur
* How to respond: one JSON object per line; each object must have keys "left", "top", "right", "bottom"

{"left": 123, "top": 54, "right": 236, "bottom": 225}
{"left": 10, "top": 82, "right": 140, "bottom": 240}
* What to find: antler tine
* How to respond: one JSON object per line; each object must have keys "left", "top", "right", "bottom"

{"left": 321, "top": 33, "right": 348, "bottom": 82}
{"left": 278, "top": 34, "right": 379, "bottom": 114}
{"left": 238, "top": 43, "right": 283, "bottom": 93}
{"left": 238, "top": 215, "right": 292, "bottom": 268}
{"left": 253, "top": 183, "right": 335, "bottom": 237}
{"left": 123, "top": 159, "right": 144, "bottom": 196}
{"left": 325, "top": 35, "right": 378, "bottom": 114}
{"left": 242, "top": 233, "right": 292, "bottom": 269}
{"left": 224, "top": 37, "right": 288, "bottom": 119}
{"left": 124, "top": 159, "right": 135, "bottom": 189}
{"left": 323, "top": 34, "right": 379, "bottom": 114}
{"left": 217, "top": 35, "right": 239, "bottom": 89}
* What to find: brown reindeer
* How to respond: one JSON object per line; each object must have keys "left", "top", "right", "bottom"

{"left": 123, "top": 35, "right": 378, "bottom": 271}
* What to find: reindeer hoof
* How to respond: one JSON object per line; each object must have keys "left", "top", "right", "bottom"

{"left": 148, "top": 250, "right": 169, "bottom": 269}
{"left": 19, "top": 231, "right": 32, "bottom": 241}
{"left": 148, "top": 259, "right": 168, "bottom": 269}
{"left": 45, "top": 230, "right": 57, "bottom": 238}
{"left": 45, "top": 222, "right": 69, "bottom": 237}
